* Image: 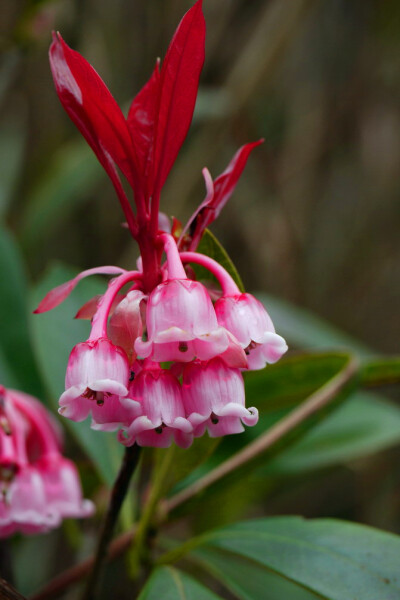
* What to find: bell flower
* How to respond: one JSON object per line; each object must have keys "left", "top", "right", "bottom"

{"left": 182, "top": 358, "right": 258, "bottom": 437}
{"left": 118, "top": 362, "right": 193, "bottom": 449}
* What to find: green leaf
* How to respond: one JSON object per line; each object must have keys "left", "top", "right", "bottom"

{"left": 30, "top": 263, "right": 123, "bottom": 485}
{"left": 183, "top": 517, "right": 400, "bottom": 600}
{"left": 20, "top": 142, "right": 99, "bottom": 251}
{"left": 195, "top": 229, "right": 245, "bottom": 292}
{"left": 361, "top": 357, "right": 400, "bottom": 387}
{"left": 264, "top": 392, "right": 400, "bottom": 474}
{"left": 258, "top": 293, "right": 371, "bottom": 356}
{"left": 138, "top": 566, "right": 223, "bottom": 600}
{"left": 0, "top": 226, "right": 43, "bottom": 395}
{"left": 0, "top": 111, "right": 26, "bottom": 220}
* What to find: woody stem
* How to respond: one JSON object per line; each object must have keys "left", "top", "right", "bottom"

{"left": 80, "top": 445, "right": 141, "bottom": 600}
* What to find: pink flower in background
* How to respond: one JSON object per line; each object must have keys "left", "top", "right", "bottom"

{"left": 0, "top": 386, "right": 93, "bottom": 537}
{"left": 36, "top": 0, "right": 287, "bottom": 446}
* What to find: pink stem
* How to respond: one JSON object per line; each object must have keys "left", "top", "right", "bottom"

{"left": 158, "top": 233, "right": 186, "bottom": 279}
{"left": 89, "top": 271, "right": 142, "bottom": 340}
{"left": 179, "top": 252, "right": 240, "bottom": 296}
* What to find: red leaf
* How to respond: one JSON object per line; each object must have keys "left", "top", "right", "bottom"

{"left": 49, "top": 33, "right": 138, "bottom": 191}
{"left": 74, "top": 293, "right": 125, "bottom": 320}
{"left": 152, "top": 0, "right": 206, "bottom": 196}
{"left": 180, "top": 140, "right": 263, "bottom": 249}
{"left": 34, "top": 266, "right": 126, "bottom": 313}
{"left": 127, "top": 60, "right": 161, "bottom": 199}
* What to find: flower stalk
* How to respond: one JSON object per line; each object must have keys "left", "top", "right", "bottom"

{"left": 81, "top": 445, "right": 141, "bottom": 600}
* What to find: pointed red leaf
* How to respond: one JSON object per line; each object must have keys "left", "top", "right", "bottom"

{"left": 49, "top": 33, "right": 138, "bottom": 190}
{"left": 34, "top": 266, "right": 126, "bottom": 314}
{"left": 182, "top": 140, "right": 263, "bottom": 249}
{"left": 127, "top": 60, "right": 161, "bottom": 199}
{"left": 152, "top": 0, "right": 206, "bottom": 196}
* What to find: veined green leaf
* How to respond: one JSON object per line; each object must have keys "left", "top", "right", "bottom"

{"left": 138, "top": 566, "right": 222, "bottom": 600}
{"left": 168, "top": 517, "right": 400, "bottom": 600}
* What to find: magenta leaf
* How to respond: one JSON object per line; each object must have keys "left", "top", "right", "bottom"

{"left": 49, "top": 33, "right": 139, "bottom": 192}
{"left": 182, "top": 140, "right": 263, "bottom": 249}
{"left": 152, "top": 0, "right": 206, "bottom": 196}
{"left": 34, "top": 266, "right": 126, "bottom": 314}
{"left": 127, "top": 60, "right": 161, "bottom": 200}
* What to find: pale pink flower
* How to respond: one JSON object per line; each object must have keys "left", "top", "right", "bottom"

{"left": 182, "top": 358, "right": 258, "bottom": 437}
{"left": 0, "top": 387, "right": 93, "bottom": 537}
{"left": 59, "top": 338, "right": 130, "bottom": 427}
{"left": 214, "top": 293, "right": 288, "bottom": 370}
{"left": 118, "top": 362, "right": 193, "bottom": 448}
{"left": 135, "top": 278, "right": 234, "bottom": 363}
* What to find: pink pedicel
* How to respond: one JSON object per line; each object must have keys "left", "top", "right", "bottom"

{"left": 182, "top": 358, "right": 258, "bottom": 437}
{"left": 118, "top": 362, "right": 193, "bottom": 449}
{"left": 0, "top": 386, "right": 93, "bottom": 537}
{"left": 214, "top": 293, "right": 288, "bottom": 370}
{"left": 37, "top": 1, "right": 288, "bottom": 446}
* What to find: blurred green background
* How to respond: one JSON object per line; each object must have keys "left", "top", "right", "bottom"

{"left": 1, "top": 1, "right": 400, "bottom": 598}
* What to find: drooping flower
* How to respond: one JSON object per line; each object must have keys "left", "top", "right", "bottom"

{"left": 214, "top": 293, "right": 288, "bottom": 370}
{"left": 182, "top": 358, "right": 258, "bottom": 437}
{"left": 59, "top": 338, "right": 131, "bottom": 426}
{"left": 0, "top": 386, "right": 93, "bottom": 537}
{"left": 118, "top": 362, "right": 193, "bottom": 449}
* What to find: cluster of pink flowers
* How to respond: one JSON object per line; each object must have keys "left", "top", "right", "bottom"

{"left": 35, "top": 0, "right": 288, "bottom": 449}
{"left": 0, "top": 386, "right": 93, "bottom": 537}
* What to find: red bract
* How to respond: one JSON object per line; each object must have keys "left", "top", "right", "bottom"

{"left": 39, "top": 1, "right": 287, "bottom": 447}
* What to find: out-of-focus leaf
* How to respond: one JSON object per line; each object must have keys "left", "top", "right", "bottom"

{"left": 20, "top": 142, "right": 99, "bottom": 251}
{"left": 183, "top": 517, "right": 400, "bottom": 600}
{"left": 0, "top": 226, "right": 43, "bottom": 395}
{"left": 192, "top": 547, "right": 320, "bottom": 600}
{"left": 30, "top": 263, "right": 123, "bottom": 485}
{"left": 0, "top": 111, "right": 26, "bottom": 220}
{"left": 13, "top": 531, "right": 58, "bottom": 596}
{"left": 264, "top": 392, "right": 400, "bottom": 474}
{"left": 361, "top": 357, "right": 400, "bottom": 387}
{"left": 195, "top": 229, "right": 244, "bottom": 291}
{"left": 138, "top": 566, "right": 222, "bottom": 600}
{"left": 259, "top": 293, "right": 371, "bottom": 356}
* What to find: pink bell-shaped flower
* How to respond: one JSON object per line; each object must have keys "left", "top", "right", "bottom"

{"left": 135, "top": 278, "right": 232, "bottom": 362}
{"left": 118, "top": 362, "right": 193, "bottom": 448}
{"left": 59, "top": 338, "right": 130, "bottom": 426}
{"left": 36, "top": 455, "right": 93, "bottom": 519}
{"left": 135, "top": 232, "right": 237, "bottom": 363}
{"left": 0, "top": 387, "right": 93, "bottom": 537}
{"left": 182, "top": 358, "right": 258, "bottom": 437}
{"left": 214, "top": 293, "right": 288, "bottom": 370}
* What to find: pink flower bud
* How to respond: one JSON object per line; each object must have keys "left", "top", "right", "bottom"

{"left": 182, "top": 358, "right": 258, "bottom": 437}
{"left": 108, "top": 290, "right": 146, "bottom": 361}
{"left": 214, "top": 293, "right": 288, "bottom": 370}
